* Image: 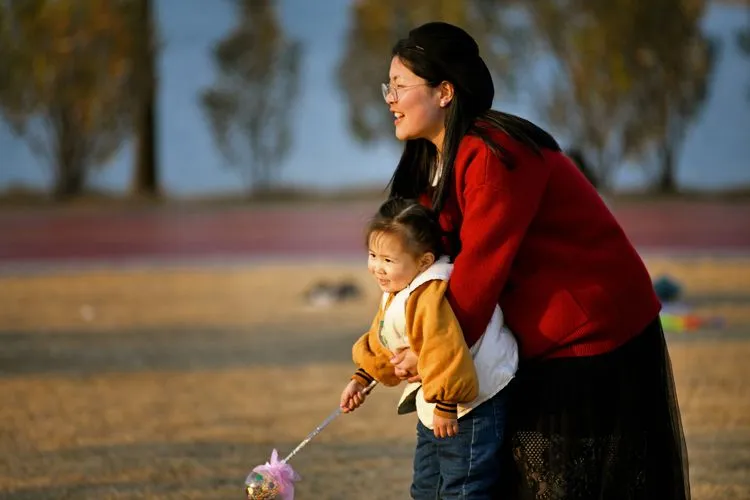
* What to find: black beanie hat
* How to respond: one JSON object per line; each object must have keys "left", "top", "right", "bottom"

{"left": 405, "top": 22, "right": 494, "bottom": 114}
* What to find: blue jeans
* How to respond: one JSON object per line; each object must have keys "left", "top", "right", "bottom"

{"left": 411, "top": 389, "right": 508, "bottom": 500}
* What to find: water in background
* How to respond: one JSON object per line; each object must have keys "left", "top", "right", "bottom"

{"left": 1, "top": 0, "right": 749, "bottom": 196}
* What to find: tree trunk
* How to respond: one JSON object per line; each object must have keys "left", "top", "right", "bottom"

{"left": 130, "top": 0, "right": 160, "bottom": 197}
{"left": 52, "top": 111, "right": 86, "bottom": 200}
{"left": 53, "top": 147, "right": 86, "bottom": 200}
{"left": 595, "top": 148, "right": 610, "bottom": 193}
{"left": 657, "top": 145, "right": 677, "bottom": 193}
{"left": 132, "top": 85, "right": 158, "bottom": 197}
{"left": 53, "top": 167, "right": 85, "bottom": 199}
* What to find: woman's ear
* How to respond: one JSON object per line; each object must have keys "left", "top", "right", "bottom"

{"left": 438, "top": 81, "right": 454, "bottom": 108}
{"left": 418, "top": 252, "right": 436, "bottom": 271}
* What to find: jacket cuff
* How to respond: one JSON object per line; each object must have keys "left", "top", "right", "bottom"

{"left": 433, "top": 401, "right": 458, "bottom": 420}
{"left": 352, "top": 368, "right": 374, "bottom": 387}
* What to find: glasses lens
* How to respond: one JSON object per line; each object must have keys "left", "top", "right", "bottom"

{"left": 381, "top": 83, "right": 390, "bottom": 102}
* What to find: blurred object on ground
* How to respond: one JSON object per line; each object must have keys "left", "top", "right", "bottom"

{"left": 2, "top": 255, "right": 748, "bottom": 333}
{"left": 304, "top": 280, "right": 362, "bottom": 308}
{"left": 654, "top": 274, "right": 726, "bottom": 333}
{"left": 661, "top": 310, "right": 726, "bottom": 333}
{"left": 654, "top": 275, "right": 684, "bottom": 303}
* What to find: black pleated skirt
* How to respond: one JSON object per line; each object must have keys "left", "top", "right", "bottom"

{"left": 501, "top": 317, "right": 691, "bottom": 499}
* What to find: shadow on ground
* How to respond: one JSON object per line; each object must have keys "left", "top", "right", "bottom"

{"left": 0, "top": 440, "right": 415, "bottom": 500}
{"left": 0, "top": 327, "right": 357, "bottom": 377}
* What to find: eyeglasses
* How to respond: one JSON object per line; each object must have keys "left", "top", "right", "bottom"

{"left": 381, "top": 82, "right": 428, "bottom": 102}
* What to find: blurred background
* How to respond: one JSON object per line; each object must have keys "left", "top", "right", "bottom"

{"left": 1, "top": 0, "right": 750, "bottom": 197}
{"left": 0, "top": 1, "right": 749, "bottom": 499}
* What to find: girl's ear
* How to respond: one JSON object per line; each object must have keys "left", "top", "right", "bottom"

{"left": 418, "top": 252, "right": 435, "bottom": 272}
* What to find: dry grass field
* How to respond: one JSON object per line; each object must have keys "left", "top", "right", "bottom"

{"left": 0, "top": 256, "right": 748, "bottom": 499}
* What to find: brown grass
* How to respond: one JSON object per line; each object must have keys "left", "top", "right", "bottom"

{"left": 0, "top": 256, "right": 748, "bottom": 499}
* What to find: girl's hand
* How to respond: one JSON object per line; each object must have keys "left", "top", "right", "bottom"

{"left": 432, "top": 414, "right": 459, "bottom": 438}
{"left": 340, "top": 380, "right": 367, "bottom": 413}
{"left": 390, "top": 348, "right": 421, "bottom": 382}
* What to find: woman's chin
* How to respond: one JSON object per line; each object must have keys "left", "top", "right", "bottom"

{"left": 394, "top": 127, "right": 412, "bottom": 142}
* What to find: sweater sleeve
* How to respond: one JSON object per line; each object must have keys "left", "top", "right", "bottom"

{"left": 405, "top": 280, "right": 479, "bottom": 419}
{"left": 351, "top": 308, "right": 402, "bottom": 387}
{"left": 448, "top": 140, "right": 551, "bottom": 347}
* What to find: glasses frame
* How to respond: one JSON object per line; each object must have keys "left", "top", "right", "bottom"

{"left": 381, "top": 82, "right": 428, "bottom": 102}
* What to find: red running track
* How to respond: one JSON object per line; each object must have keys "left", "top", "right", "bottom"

{"left": 1, "top": 199, "right": 749, "bottom": 265}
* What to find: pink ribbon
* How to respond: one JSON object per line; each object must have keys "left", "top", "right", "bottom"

{"left": 251, "top": 449, "right": 301, "bottom": 500}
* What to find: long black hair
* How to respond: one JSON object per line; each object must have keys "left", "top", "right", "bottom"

{"left": 387, "top": 23, "right": 561, "bottom": 214}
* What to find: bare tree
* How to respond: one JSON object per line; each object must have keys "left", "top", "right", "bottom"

{"left": 201, "top": 0, "right": 301, "bottom": 193}
{"left": 130, "top": 0, "right": 160, "bottom": 198}
{"left": 0, "top": 0, "right": 137, "bottom": 198}
{"left": 526, "top": 0, "right": 717, "bottom": 192}
{"left": 737, "top": 7, "right": 750, "bottom": 101}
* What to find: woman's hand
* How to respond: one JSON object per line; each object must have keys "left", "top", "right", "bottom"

{"left": 432, "top": 414, "right": 459, "bottom": 438}
{"left": 340, "top": 380, "right": 368, "bottom": 413}
{"left": 390, "top": 348, "right": 421, "bottom": 382}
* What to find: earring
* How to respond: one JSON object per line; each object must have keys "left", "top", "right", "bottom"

{"left": 440, "top": 101, "right": 447, "bottom": 108}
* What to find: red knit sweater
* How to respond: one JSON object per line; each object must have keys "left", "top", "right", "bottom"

{"left": 419, "top": 130, "right": 661, "bottom": 361}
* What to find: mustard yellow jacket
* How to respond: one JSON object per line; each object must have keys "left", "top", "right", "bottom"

{"left": 351, "top": 280, "right": 479, "bottom": 419}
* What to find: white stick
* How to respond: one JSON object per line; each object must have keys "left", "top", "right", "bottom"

{"left": 281, "top": 380, "right": 378, "bottom": 464}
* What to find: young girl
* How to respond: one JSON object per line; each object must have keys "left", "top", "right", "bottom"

{"left": 339, "top": 197, "right": 518, "bottom": 499}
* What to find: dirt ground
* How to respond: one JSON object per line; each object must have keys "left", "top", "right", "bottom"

{"left": 0, "top": 256, "right": 749, "bottom": 499}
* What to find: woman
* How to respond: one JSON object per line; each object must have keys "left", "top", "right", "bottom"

{"left": 382, "top": 21, "right": 690, "bottom": 499}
